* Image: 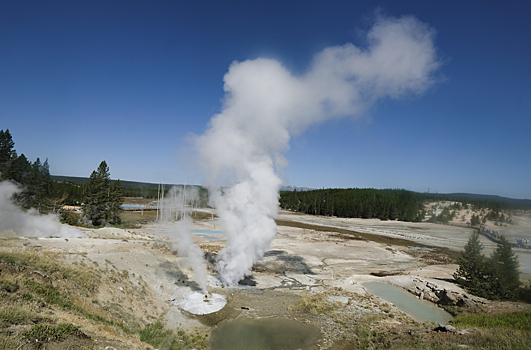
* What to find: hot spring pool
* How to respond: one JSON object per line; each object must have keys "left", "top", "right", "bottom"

{"left": 209, "top": 317, "right": 321, "bottom": 350}
{"left": 363, "top": 281, "right": 452, "bottom": 324}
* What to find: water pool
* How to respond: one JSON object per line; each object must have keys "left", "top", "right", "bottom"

{"left": 209, "top": 317, "right": 320, "bottom": 350}
{"left": 363, "top": 281, "right": 452, "bottom": 324}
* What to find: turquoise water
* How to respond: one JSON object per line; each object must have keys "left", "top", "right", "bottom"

{"left": 191, "top": 229, "right": 222, "bottom": 234}
{"left": 209, "top": 317, "right": 320, "bottom": 350}
{"left": 122, "top": 204, "right": 153, "bottom": 209}
{"left": 192, "top": 229, "right": 222, "bottom": 240}
{"left": 195, "top": 234, "right": 221, "bottom": 240}
{"left": 363, "top": 281, "right": 452, "bottom": 324}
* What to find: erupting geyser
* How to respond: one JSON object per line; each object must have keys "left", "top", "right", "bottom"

{"left": 192, "top": 14, "right": 441, "bottom": 286}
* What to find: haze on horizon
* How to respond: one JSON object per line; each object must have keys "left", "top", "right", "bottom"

{"left": 1, "top": 1, "right": 530, "bottom": 199}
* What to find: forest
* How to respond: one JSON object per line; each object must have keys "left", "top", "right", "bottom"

{"left": 279, "top": 188, "right": 425, "bottom": 222}
{"left": 0, "top": 129, "right": 82, "bottom": 212}
{"left": 280, "top": 188, "right": 531, "bottom": 222}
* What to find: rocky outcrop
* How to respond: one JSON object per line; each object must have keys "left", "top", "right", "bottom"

{"left": 434, "top": 324, "right": 471, "bottom": 335}
{"left": 405, "top": 278, "right": 487, "bottom": 307}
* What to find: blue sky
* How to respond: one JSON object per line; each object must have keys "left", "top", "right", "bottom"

{"left": 1, "top": 1, "right": 530, "bottom": 199}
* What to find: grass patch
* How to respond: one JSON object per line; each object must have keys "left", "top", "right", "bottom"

{"left": 296, "top": 293, "right": 336, "bottom": 314}
{"left": 0, "top": 304, "right": 36, "bottom": 326}
{"left": 25, "top": 280, "right": 79, "bottom": 310}
{"left": 139, "top": 321, "right": 207, "bottom": 350}
{"left": 0, "top": 280, "right": 19, "bottom": 293}
{"left": 22, "top": 323, "right": 84, "bottom": 342}
{"left": 23, "top": 279, "right": 129, "bottom": 333}
{"left": 118, "top": 210, "right": 158, "bottom": 228}
{"left": 451, "top": 312, "right": 531, "bottom": 331}
{"left": 0, "top": 250, "right": 99, "bottom": 294}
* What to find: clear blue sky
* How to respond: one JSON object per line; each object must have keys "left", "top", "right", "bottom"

{"left": 1, "top": 1, "right": 530, "bottom": 199}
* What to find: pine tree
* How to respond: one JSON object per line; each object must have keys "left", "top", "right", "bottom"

{"left": 4, "top": 153, "right": 31, "bottom": 184}
{"left": 488, "top": 235, "right": 520, "bottom": 300}
{"left": 454, "top": 231, "right": 489, "bottom": 297}
{"left": 108, "top": 179, "right": 124, "bottom": 224}
{"left": 82, "top": 161, "right": 123, "bottom": 226}
{"left": 0, "top": 129, "right": 17, "bottom": 176}
{"left": 82, "top": 161, "right": 111, "bottom": 226}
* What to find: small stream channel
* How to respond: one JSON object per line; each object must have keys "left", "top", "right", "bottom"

{"left": 363, "top": 281, "right": 452, "bottom": 324}
{"left": 209, "top": 317, "right": 321, "bottom": 350}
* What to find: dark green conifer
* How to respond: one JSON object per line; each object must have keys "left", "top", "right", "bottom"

{"left": 109, "top": 179, "right": 124, "bottom": 224}
{"left": 0, "top": 129, "right": 17, "bottom": 176}
{"left": 488, "top": 235, "right": 520, "bottom": 300}
{"left": 454, "top": 232, "right": 489, "bottom": 297}
{"left": 82, "top": 161, "right": 123, "bottom": 226}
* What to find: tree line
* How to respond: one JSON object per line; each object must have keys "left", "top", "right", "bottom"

{"left": 279, "top": 188, "right": 424, "bottom": 222}
{"left": 1, "top": 129, "right": 55, "bottom": 212}
{"left": 280, "top": 188, "right": 531, "bottom": 223}
{"left": 1, "top": 129, "right": 123, "bottom": 226}
{"left": 421, "top": 193, "right": 531, "bottom": 212}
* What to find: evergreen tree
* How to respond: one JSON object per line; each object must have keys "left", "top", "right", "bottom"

{"left": 108, "top": 179, "right": 124, "bottom": 224}
{"left": 82, "top": 161, "right": 123, "bottom": 226}
{"left": 454, "top": 232, "right": 489, "bottom": 297}
{"left": 470, "top": 214, "right": 481, "bottom": 226}
{"left": 4, "top": 153, "right": 31, "bottom": 184}
{"left": 488, "top": 235, "right": 520, "bottom": 300}
{"left": 0, "top": 129, "right": 17, "bottom": 176}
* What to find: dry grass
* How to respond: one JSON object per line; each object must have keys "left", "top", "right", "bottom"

{"left": 296, "top": 292, "right": 337, "bottom": 314}
{"left": 0, "top": 249, "right": 99, "bottom": 294}
{"left": 119, "top": 210, "right": 158, "bottom": 228}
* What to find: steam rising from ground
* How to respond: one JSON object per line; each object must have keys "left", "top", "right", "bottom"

{"left": 162, "top": 186, "right": 209, "bottom": 291}
{"left": 0, "top": 181, "right": 85, "bottom": 238}
{"left": 194, "top": 15, "right": 441, "bottom": 286}
{"left": 159, "top": 186, "right": 200, "bottom": 221}
{"left": 167, "top": 216, "right": 209, "bottom": 291}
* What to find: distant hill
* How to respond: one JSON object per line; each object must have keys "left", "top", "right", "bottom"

{"left": 53, "top": 176, "right": 312, "bottom": 192}
{"left": 280, "top": 185, "right": 314, "bottom": 192}
{"left": 51, "top": 176, "right": 530, "bottom": 208}
{"left": 51, "top": 175, "right": 199, "bottom": 190}
{"left": 421, "top": 192, "right": 531, "bottom": 208}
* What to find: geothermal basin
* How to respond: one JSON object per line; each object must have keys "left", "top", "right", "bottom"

{"left": 7, "top": 208, "right": 531, "bottom": 349}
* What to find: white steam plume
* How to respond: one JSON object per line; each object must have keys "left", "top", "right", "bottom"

{"left": 159, "top": 186, "right": 200, "bottom": 221}
{"left": 162, "top": 186, "right": 208, "bottom": 291}
{"left": 0, "top": 181, "right": 86, "bottom": 238}
{"left": 195, "top": 15, "right": 441, "bottom": 285}
{"left": 167, "top": 216, "right": 209, "bottom": 292}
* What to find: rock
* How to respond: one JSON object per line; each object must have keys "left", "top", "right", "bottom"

{"left": 457, "top": 296, "right": 476, "bottom": 308}
{"left": 426, "top": 282, "right": 439, "bottom": 290}
{"left": 438, "top": 290, "right": 460, "bottom": 305}
{"left": 435, "top": 324, "right": 457, "bottom": 333}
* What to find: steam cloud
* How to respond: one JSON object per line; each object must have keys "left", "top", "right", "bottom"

{"left": 167, "top": 216, "right": 209, "bottom": 291}
{"left": 195, "top": 15, "right": 441, "bottom": 285}
{"left": 161, "top": 186, "right": 210, "bottom": 291}
{"left": 0, "top": 181, "right": 85, "bottom": 238}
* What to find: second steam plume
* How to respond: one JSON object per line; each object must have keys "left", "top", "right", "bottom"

{"left": 192, "top": 15, "right": 441, "bottom": 286}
